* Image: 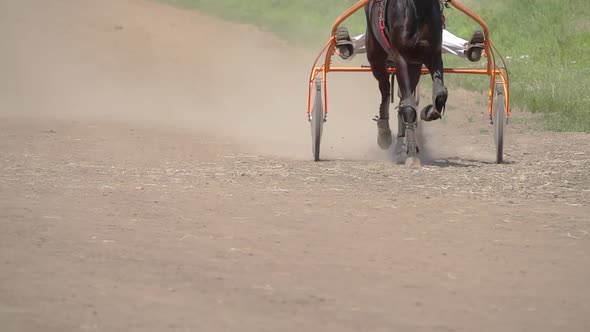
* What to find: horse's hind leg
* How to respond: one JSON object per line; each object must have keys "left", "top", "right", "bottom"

{"left": 421, "top": 53, "right": 448, "bottom": 122}
{"left": 367, "top": 33, "right": 392, "bottom": 149}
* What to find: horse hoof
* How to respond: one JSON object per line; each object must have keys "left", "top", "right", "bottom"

{"left": 378, "top": 132, "right": 393, "bottom": 149}
{"left": 405, "top": 157, "right": 422, "bottom": 168}
{"left": 393, "top": 138, "right": 406, "bottom": 164}
{"left": 420, "top": 105, "right": 441, "bottom": 122}
{"left": 435, "top": 92, "right": 448, "bottom": 112}
{"left": 376, "top": 118, "right": 392, "bottom": 149}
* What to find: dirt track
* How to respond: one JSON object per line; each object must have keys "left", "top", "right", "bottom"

{"left": 1, "top": 0, "right": 590, "bottom": 331}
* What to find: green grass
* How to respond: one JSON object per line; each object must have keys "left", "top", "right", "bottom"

{"left": 163, "top": 0, "right": 590, "bottom": 131}
{"left": 444, "top": 0, "right": 590, "bottom": 131}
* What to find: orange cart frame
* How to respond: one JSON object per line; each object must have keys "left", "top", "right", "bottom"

{"left": 306, "top": 0, "right": 510, "bottom": 124}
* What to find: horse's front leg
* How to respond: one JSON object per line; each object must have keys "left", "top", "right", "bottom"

{"left": 393, "top": 53, "right": 418, "bottom": 130}
{"left": 421, "top": 53, "right": 448, "bottom": 122}
{"left": 393, "top": 53, "right": 421, "bottom": 167}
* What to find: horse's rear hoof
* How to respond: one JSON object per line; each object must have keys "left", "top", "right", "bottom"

{"left": 420, "top": 105, "right": 441, "bottom": 122}
{"left": 432, "top": 82, "right": 448, "bottom": 118}
{"left": 405, "top": 157, "right": 422, "bottom": 168}
{"left": 378, "top": 131, "right": 393, "bottom": 149}
{"left": 376, "top": 118, "right": 392, "bottom": 149}
{"left": 435, "top": 92, "right": 448, "bottom": 113}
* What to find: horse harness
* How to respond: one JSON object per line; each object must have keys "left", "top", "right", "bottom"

{"left": 369, "top": 0, "right": 449, "bottom": 55}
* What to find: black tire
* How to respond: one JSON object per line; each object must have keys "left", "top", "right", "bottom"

{"left": 493, "top": 85, "right": 506, "bottom": 164}
{"left": 311, "top": 78, "right": 324, "bottom": 162}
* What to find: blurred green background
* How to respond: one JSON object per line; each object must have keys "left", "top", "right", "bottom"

{"left": 163, "top": 0, "right": 590, "bottom": 131}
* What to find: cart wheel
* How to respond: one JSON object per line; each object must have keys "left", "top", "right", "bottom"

{"left": 492, "top": 85, "right": 506, "bottom": 164}
{"left": 311, "top": 77, "right": 324, "bottom": 162}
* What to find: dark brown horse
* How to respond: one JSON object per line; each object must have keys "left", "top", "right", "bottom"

{"left": 366, "top": 0, "right": 447, "bottom": 166}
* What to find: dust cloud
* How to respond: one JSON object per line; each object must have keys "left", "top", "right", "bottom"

{"left": 0, "top": 0, "right": 475, "bottom": 162}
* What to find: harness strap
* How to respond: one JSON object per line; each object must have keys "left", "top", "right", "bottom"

{"left": 377, "top": 0, "right": 392, "bottom": 51}
{"left": 440, "top": 0, "right": 449, "bottom": 29}
{"left": 372, "top": 0, "right": 446, "bottom": 53}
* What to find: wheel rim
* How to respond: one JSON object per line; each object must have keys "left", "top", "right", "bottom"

{"left": 311, "top": 78, "right": 323, "bottom": 161}
{"left": 493, "top": 85, "right": 505, "bottom": 164}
